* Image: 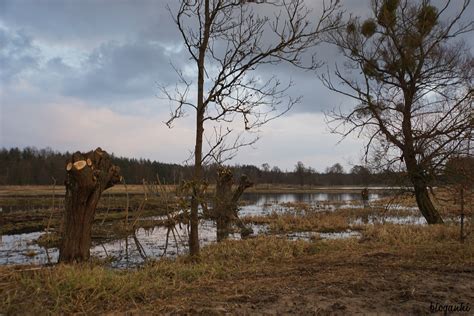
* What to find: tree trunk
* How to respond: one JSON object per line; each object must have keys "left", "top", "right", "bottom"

{"left": 59, "top": 148, "right": 121, "bottom": 263}
{"left": 401, "top": 103, "right": 443, "bottom": 225}
{"left": 188, "top": 0, "right": 211, "bottom": 257}
{"left": 214, "top": 167, "right": 253, "bottom": 241}
{"left": 412, "top": 177, "right": 444, "bottom": 224}
{"left": 216, "top": 217, "right": 230, "bottom": 242}
{"left": 404, "top": 152, "right": 444, "bottom": 224}
{"left": 215, "top": 168, "right": 234, "bottom": 241}
{"left": 189, "top": 61, "right": 204, "bottom": 256}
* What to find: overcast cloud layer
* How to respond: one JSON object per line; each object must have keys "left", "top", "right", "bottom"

{"left": 1, "top": 0, "right": 472, "bottom": 171}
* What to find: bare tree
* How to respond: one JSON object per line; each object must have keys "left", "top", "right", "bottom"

{"left": 164, "top": 0, "right": 340, "bottom": 256}
{"left": 326, "top": 162, "right": 344, "bottom": 174}
{"left": 322, "top": 0, "right": 473, "bottom": 224}
{"left": 261, "top": 163, "right": 270, "bottom": 172}
{"left": 294, "top": 161, "right": 305, "bottom": 185}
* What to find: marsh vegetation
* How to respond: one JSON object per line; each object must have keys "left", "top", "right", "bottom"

{"left": 1, "top": 0, "right": 473, "bottom": 314}
{"left": 1, "top": 183, "right": 472, "bottom": 313}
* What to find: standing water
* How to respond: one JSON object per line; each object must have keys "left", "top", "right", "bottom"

{"left": 1, "top": 190, "right": 388, "bottom": 267}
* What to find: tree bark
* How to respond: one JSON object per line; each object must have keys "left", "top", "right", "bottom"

{"left": 411, "top": 175, "right": 444, "bottom": 224}
{"left": 188, "top": 0, "right": 211, "bottom": 257}
{"left": 404, "top": 151, "right": 444, "bottom": 224}
{"left": 214, "top": 167, "right": 253, "bottom": 241}
{"left": 215, "top": 168, "right": 234, "bottom": 242}
{"left": 401, "top": 96, "right": 444, "bottom": 225}
{"left": 59, "top": 148, "right": 121, "bottom": 263}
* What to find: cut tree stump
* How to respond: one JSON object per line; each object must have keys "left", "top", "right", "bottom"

{"left": 214, "top": 167, "right": 253, "bottom": 241}
{"left": 59, "top": 147, "right": 121, "bottom": 263}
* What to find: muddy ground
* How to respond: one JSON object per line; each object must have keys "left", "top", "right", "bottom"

{"left": 165, "top": 258, "right": 473, "bottom": 315}
{"left": 2, "top": 227, "right": 473, "bottom": 315}
{"left": 149, "top": 239, "right": 474, "bottom": 315}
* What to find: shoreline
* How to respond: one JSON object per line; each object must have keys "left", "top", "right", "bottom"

{"left": 0, "top": 184, "right": 408, "bottom": 197}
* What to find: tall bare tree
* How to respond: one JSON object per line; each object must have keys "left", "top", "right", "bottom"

{"left": 294, "top": 160, "right": 311, "bottom": 186}
{"left": 164, "top": 0, "right": 340, "bottom": 256}
{"left": 323, "top": 0, "right": 473, "bottom": 224}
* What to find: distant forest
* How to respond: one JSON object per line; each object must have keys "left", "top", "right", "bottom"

{"left": 1, "top": 147, "right": 400, "bottom": 186}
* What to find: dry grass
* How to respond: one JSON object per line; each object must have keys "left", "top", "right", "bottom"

{"left": 0, "top": 237, "right": 310, "bottom": 314}
{"left": 241, "top": 201, "right": 424, "bottom": 234}
{"left": 1, "top": 223, "right": 472, "bottom": 314}
{"left": 0, "top": 184, "right": 395, "bottom": 196}
{"left": 1, "top": 185, "right": 473, "bottom": 313}
{"left": 243, "top": 211, "right": 352, "bottom": 233}
{"left": 0, "top": 184, "right": 177, "bottom": 196}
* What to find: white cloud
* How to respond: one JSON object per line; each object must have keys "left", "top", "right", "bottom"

{"left": 232, "top": 112, "right": 366, "bottom": 171}
{"left": 3, "top": 0, "right": 470, "bottom": 172}
{"left": 1, "top": 99, "right": 195, "bottom": 163}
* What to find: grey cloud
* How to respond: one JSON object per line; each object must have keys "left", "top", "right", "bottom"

{"left": 1, "top": 0, "right": 181, "bottom": 47}
{"left": 62, "top": 39, "right": 187, "bottom": 101}
{"left": 0, "top": 30, "right": 188, "bottom": 104}
{"left": 46, "top": 57, "right": 73, "bottom": 73}
{"left": 0, "top": 0, "right": 187, "bottom": 103}
{"left": 0, "top": 28, "right": 40, "bottom": 83}
{"left": 249, "top": 41, "right": 355, "bottom": 114}
{"left": 0, "top": 29, "right": 186, "bottom": 105}
{"left": 0, "top": 1, "right": 191, "bottom": 105}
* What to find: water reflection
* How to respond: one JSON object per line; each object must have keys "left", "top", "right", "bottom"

{"left": 0, "top": 222, "right": 268, "bottom": 268}
{"left": 284, "top": 230, "right": 362, "bottom": 241}
{"left": 242, "top": 192, "right": 381, "bottom": 204}
{"left": 1, "top": 191, "right": 388, "bottom": 267}
{"left": 239, "top": 192, "right": 381, "bottom": 216}
{"left": 351, "top": 215, "right": 426, "bottom": 225}
{"left": 0, "top": 232, "right": 57, "bottom": 265}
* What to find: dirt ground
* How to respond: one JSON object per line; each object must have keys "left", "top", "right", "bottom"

{"left": 155, "top": 251, "right": 473, "bottom": 315}
{"left": 1, "top": 230, "right": 473, "bottom": 315}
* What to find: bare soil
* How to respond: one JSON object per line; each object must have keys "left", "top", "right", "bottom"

{"left": 156, "top": 246, "right": 474, "bottom": 314}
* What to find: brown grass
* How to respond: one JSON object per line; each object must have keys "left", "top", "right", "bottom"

{"left": 1, "top": 224, "right": 473, "bottom": 314}
{"left": 0, "top": 184, "right": 177, "bottom": 196}
{"left": 243, "top": 211, "right": 353, "bottom": 233}
{"left": 0, "top": 184, "right": 397, "bottom": 196}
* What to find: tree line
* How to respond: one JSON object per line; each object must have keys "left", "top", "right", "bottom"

{"left": 1, "top": 147, "right": 395, "bottom": 186}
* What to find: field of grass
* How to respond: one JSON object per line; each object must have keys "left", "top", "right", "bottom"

{"left": 0, "top": 183, "right": 397, "bottom": 197}
{"left": 0, "top": 183, "right": 395, "bottom": 236}
{"left": 1, "top": 224, "right": 473, "bottom": 314}
{"left": 1, "top": 184, "right": 472, "bottom": 314}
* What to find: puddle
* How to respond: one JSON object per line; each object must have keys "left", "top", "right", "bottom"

{"left": 0, "top": 221, "right": 268, "bottom": 268}
{"left": 0, "top": 190, "right": 401, "bottom": 267}
{"left": 351, "top": 215, "right": 427, "bottom": 226}
{"left": 91, "top": 221, "right": 268, "bottom": 268}
{"left": 0, "top": 232, "right": 57, "bottom": 265}
{"left": 284, "top": 230, "right": 362, "bottom": 241}
{"left": 0, "top": 222, "right": 362, "bottom": 267}
{"left": 319, "top": 230, "right": 362, "bottom": 239}
{"left": 239, "top": 192, "right": 383, "bottom": 216}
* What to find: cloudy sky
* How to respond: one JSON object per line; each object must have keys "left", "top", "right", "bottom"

{"left": 1, "top": 0, "right": 472, "bottom": 172}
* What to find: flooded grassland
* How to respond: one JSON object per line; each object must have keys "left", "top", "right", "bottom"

{"left": 0, "top": 185, "right": 473, "bottom": 314}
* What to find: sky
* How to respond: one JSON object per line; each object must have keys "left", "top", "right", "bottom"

{"left": 1, "top": 0, "right": 472, "bottom": 172}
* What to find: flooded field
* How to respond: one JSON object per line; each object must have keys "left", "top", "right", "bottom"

{"left": 0, "top": 189, "right": 423, "bottom": 267}
{"left": 239, "top": 191, "right": 384, "bottom": 215}
{"left": 1, "top": 188, "right": 471, "bottom": 315}
{"left": 0, "top": 221, "right": 268, "bottom": 268}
